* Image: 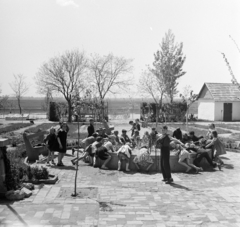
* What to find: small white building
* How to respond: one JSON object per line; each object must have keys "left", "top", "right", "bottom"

{"left": 197, "top": 83, "right": 240, "bottom": 121}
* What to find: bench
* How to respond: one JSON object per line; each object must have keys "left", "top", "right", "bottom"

{"left": 23, "top": 130, "right": 48, "bottom": 163}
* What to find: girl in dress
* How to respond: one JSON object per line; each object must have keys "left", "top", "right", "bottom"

{"left": 44, "top": 127, "right": 58, "bottom": 166}
{"left": 205, "top": 130, "right": 226, "bottom": 170}
{"left": 206, "top": 123, "right": 216, "bottom": 160}
{"left": 206, "top": 123, "right": 215, "bottom": 139}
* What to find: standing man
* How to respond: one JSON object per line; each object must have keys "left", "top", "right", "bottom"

{"left": 87, "top": 119, "right": 95, "bottom": 137}
{"left": 156, "top": 125, "right": 184, "bottom": 184}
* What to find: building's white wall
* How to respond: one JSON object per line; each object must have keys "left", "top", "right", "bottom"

{"left": 232, "top": 102, "right": 240, "bottom": 121}
{"left": 198, "top": 100, "right": 215, "bottom": 121}
{"left": 214, "top": 102, "right": 223, "bottom": 121}
{"left": 214, "top": 101, "right": 240, "bottom": 121}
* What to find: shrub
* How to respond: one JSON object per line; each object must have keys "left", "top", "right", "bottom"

{"left": 49, "top": 102, "right": 59, "bottom": 122}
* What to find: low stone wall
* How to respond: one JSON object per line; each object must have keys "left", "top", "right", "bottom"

{"left": 97, "top": 149, "right": 213, "bottom": 172}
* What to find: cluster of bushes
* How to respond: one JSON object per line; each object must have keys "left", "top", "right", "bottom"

{"left": 2, "top": 146, "right": 49, "bottom": 190}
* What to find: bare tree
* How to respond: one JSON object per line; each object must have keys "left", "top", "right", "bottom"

{"left": 138, "top": 70, "right": 166, "bottom": 126}
{"left": 0, "top": 85, "right": 9, "bottom": 113}
{"left": 36, "top": 49, "right": 88, "bottom": 122}
{"left": 89, "top": 53, "right": 133, "bottom": 119}
{"left": 180, "top": 85, "right": 198, "bottom": 130}
{"left": 9, "top": 74, "right": 29, "bottom": 114}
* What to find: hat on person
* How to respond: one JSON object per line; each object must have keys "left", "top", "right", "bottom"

{"left": 122, "top": 129, "right": 127, "bottom": 132}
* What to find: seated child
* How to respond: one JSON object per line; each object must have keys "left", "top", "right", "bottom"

{"left": 113, "top": 130, "right": 123, "bottom": 150}
{"left": 120, "top": 129, "right": 131, "bottom": 144}
{"left": 71, "top": 133, "right": 98, "bottom": 164}
{"left": 131, "top": 130, "right": 141, "bottom": 149}
{"left": 149, "top": 127, "right": 158, "bottom": 148}
{"left": 117, "top": 143, "right": 132, "bottom": 171}
{"left": 205, "top": 130, "right": 226, "bottom": 170}
{"left": 141, "top": 131, "right": 150, "bottom": 148}
{"left": 171, "top": 142, "right": 202, "bottom": 173}
{"left": 182, "top": 133, "right": 191, "bottom": 144}
{"left": 188, "top": 131, "right": 203, "bottom": 145}
{"left": 94, "top": 136, "right": 115, "bottom": 170}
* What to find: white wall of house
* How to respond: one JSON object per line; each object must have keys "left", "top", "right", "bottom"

{"left": 215, "top": 102, "right": 223, "bottom": 121}
{"left": 198, "top": 100, "right": 215, "bottom": 121}
{"left": 232, "top": 102, "right": 240, "bottom": 121}
{"left": 214, "top": 101, "right": 240, "bottom": 121}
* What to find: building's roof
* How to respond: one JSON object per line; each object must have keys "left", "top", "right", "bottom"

{"left": 198, "top": 83, "right": 240, "bottom": 101}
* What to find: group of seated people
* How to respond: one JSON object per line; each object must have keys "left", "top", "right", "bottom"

{"left": 71, "top": 119, "right": 156, "bottom": 171}
{"left": 171, "top": 123, "right": 226, "bottom": 172}
{"left": 71, "top": 122, "right": 226, "bottom": 173}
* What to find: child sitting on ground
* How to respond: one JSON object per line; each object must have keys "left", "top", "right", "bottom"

{"left": 117, "top": 143, "right": 132, "bottom": 172}
{"left": 205, "top": 130, "right": 226, "bottom": 170}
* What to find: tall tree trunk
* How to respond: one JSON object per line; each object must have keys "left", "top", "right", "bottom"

{"left": 17, "top": 98, "right": 22, "bottom": 114}
{"left": 101, "top": 99, "right": 104, "bottom": 121}
{"left": 155, "top": 104, "right": 159, "bottom": 128}
{"left": 68, "top": 100, "right": 72, "bottom": 123}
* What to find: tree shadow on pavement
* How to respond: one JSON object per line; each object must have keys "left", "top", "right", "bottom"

{"left": 223, "top": 163, "right": 234, "bottom": 169}
{"left": 7, "top": 204, "right": 29, "bottom": 226}
{"left": 169, "top": 182, "right": 192, "bottom": 191}
{"left": 221, "top": 157, "right": 230, "bottom": 160}
{"left": 123, "top": 171, "right": 159, "bottom": 175}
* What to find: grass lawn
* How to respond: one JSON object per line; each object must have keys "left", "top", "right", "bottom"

{"left": 25, "top": 122, "right": 89, "bottom": 140}
{"left": 153, "top": 122, "right": 232, "bottom": 136}
{"left": 0, "top": 123, "right": 32, "bottom": 134}
{"left": 214, "top": 123, "right": 240, "bottom": 131}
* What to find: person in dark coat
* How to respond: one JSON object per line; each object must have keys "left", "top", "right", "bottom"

{"left": 156, "top": 125, "right": 184, "bottom": 184}
{"left": 189, "top": 131, "right": 203, "bottom": 145}
{"left": 44, "top": 127, "right": 58, "bottom": 166}
{"left": 87, "top": 119, "right": 95, "bottom": 137}
{"left": 172, "top": 128, "right": 182, "bottom": 141}
{"left": 57, "top": 122, "right": 68, "bottom": 166}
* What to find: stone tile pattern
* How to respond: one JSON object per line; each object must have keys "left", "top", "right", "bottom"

{"left": 0, "top": 150, "right": 240, "bottom": 226}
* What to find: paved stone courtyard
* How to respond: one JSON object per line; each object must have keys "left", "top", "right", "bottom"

{"left": 0, "top": 149, "right": 240, "bottom": 227}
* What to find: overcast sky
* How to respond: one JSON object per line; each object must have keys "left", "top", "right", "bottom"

{"left": 0, "top": 0, "right": 240, "bottom": 98}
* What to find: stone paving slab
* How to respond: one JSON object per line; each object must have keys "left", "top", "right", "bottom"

{"left": 0, "top": 151, "right": 240, "bottom": 226}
